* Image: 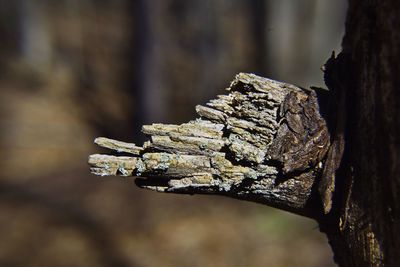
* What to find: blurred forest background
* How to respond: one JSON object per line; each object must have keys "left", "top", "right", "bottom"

{"left": 0, "top": 1, "right": 346, "bottom": 266}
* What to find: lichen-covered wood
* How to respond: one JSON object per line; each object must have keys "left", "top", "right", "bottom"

{"left": 89, "top": 73, "right": 330, "bottom": 216}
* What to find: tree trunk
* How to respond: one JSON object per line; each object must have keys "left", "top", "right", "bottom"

{"left": 316, "top": 1, "right": 400, "bottom": 266}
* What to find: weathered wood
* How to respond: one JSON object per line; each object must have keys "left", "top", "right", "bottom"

{"left": 89, "top": 73, "right": 330, "bottom": 217}
{"left": 95, "top": 137, "right": 143, "bottom": 155}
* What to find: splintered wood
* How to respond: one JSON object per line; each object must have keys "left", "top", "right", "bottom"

{"left": 89, "top": 73, "right": 329, "bottom": 214}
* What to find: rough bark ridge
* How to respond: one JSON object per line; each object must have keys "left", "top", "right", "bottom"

{"left": 89, "top": 73, "right": 330, "bottom": 217}
{"left": 315, "top": 1, "right": 400, "bottom": 266}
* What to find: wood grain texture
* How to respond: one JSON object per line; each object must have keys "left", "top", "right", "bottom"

{"left": 89, "top": 73, "right": 330, "bottom": 217}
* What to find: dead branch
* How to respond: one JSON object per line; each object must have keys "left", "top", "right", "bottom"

{"left": 88, "top": 73, "right": 330, "bottom": 217}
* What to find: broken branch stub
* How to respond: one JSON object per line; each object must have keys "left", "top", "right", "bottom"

{"left": 88, "top": 73, "right": 330, "bottom": 217}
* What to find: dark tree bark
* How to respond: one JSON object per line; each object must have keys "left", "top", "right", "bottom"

{"left": 89, "top": 1, "right": 400, "bottom": 266}
{"left": 316, "top": 1, "right": 400, "bottom": 266}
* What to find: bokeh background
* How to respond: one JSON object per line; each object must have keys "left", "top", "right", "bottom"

{"left": 0, "top": 1, "right": 347, "bottom": 266}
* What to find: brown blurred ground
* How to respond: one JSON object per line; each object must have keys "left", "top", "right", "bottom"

{"left": 0, "top": 1, "right": 346, "bottom": 266}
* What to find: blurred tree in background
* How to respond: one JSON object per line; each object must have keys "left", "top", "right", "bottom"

{"left": 0, "top": 1, "right": 346, "bottom": 266}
